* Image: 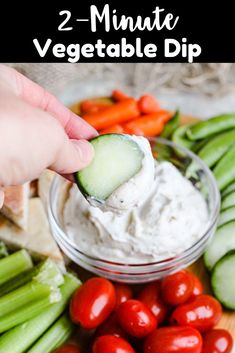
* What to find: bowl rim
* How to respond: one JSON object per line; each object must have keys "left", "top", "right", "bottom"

{"left": 48, "top": 137, "right": 220, "bottom": 268}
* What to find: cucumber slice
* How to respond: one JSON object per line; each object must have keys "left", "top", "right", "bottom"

{"left": 75, "top": 134, "right": 144, "bottom": 201}
{"left": 218, "top": 206, "right": 235, "bottom": 227}
{"left": 221, "top": 191, "right": 235, "bottom": 211}
{"left": 211, "top": 251, "right": 235, "bottom": 309}
{"left": 204, "top": 221, "right": 235, "bottom": 271}
{"left": 221, "top": 182, "right": 235, "bottom": 198}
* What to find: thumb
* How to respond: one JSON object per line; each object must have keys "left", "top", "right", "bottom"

{"left": 50, "top": 138, "right": 94, "bottom": 175}
{"left": 0, "top": 187, "right": 4, "bottom": 208}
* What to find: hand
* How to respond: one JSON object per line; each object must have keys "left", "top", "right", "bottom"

{"left": 0, "top": 65, "right": 97, "bottom": 206}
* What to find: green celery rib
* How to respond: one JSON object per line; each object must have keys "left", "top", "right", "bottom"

{"left": 27, "top": 314, "right": 74, "bottom": 353}
{"left": 0, "top": 249, "right": 33, "bottom": 285}
{"left": 0, "top": 259, "right": 64, "bottom": 318}
{"left": 0, "top": 282, "right": 59, "bottom": 319}
{"left": 0, "top": 241, "right": 8, "bottom": 259}
{"left": 0, "top": 296, "right": 55, "bottom": 333}
{"left": 0, "top": 265, "right": 40, "bottom": 297}
{"left": 0, "top": 273, "right": 81, "bottom": 353}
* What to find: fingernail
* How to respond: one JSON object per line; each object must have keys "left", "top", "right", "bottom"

{"left": 72, "top": 139, "right": 94, "bottom": 165}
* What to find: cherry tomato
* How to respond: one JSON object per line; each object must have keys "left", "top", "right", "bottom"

{"left": 54, "top": 344, "right": 80, "bottom": 353}
{"left": 70, "top": 277, "right": 116, "bottom": 329}
{"left": 144, "top": 326, "right": 202, "bottom": 353}
{"left": 190, "top": 273, "right": 204, "bottom": 297}
{"left": 92, "top": 335, "right": 135, "bottom": 353}
{"left": 161, "top": 270, "right": 194, "bottom": 305}
{"left": 171, "top": 294, "right": 222, "bottom": 332}
{"left": 114, "top": 283, "right": 133, "bottom": 309}
{"left": 117, "top": 299, "right": 157, "bottom": 338}
{"left": 137, "top": 282, "right": 168, "bottom": 324}
{"left": 202, "top": 329, "right": 233, "bottom": 353}
{"left": 95, "top": 313, "right": 128, "bottom": 339}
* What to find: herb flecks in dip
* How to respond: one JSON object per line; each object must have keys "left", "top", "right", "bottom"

{"left": 63, "top": 149, "right": 208, "bottom": 264}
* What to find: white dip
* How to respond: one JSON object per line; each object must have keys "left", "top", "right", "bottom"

{"left": 63, "top": 160, "right": 209, "bottom": 264}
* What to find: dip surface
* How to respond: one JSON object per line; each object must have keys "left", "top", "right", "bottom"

{"left": 63, "top": 160, "right": 209, "bottom": 264}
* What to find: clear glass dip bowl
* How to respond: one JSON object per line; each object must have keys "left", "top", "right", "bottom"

{"left": 48, "top": 138, "right": 220, "bottom": 283}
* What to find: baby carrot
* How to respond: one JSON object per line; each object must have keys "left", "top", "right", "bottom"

{"left": 83, "top": 98, "right": 139, "bottom": 130}
{"left": 80, "top": 99, "right": 112, "bottom": 115}
{"left": 112, "top": 90, "right": 130, "bottom": 102}
{"left": 124, "top": 110, "right": 170, "bottom": 136}
{"left": 138, "top": 95, "right": 160, "bottom": 114}
{"left": 100, "top": 124, "right": 125, "bottom": 134}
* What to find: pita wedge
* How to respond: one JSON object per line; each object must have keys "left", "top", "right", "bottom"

{"left": 0, "top": 197, "right": 63, "bottom": 263}
{"left": 1, "top": 183, "right": 29, "bottom": 230}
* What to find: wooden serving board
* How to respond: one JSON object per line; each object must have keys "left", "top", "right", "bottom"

{"left": 182, "top": 115, "right": 235, "bottom": 336}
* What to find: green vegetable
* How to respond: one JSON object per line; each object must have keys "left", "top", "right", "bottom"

{"left": 218, "top": 206, "right": 235, "bottom": 227}
{"left": 0, "top": 249, "right": 33, "bottom": 286}
{"left": 221, "top": 181, "right": 235, "bottom": 198}
{"left": 0, "top": 273, "right": 81, "bottom": 353}
{"left": 197, "top": 130, "right": 235, "bottom": 168}
{"left": 0, "top": 296, "right": 55, "bottom": 333}
{"left": 211, "top": 250, "right": 235, "bottom": 310}
{"left": 0, "top": 242, "right": 8, "bottom": 259}
{"left": 204, "top": 221, "right": 235, "bottom": 271}
{"left": 186, "top": 114, "right": 235, "bottom": 140}
{"left": 172, "top": 124, "right": 195, "bottom": 151}
{"left": 0, "top": 259, "right": 63, "bottom": 316}
{"left": 0, "top": 262, "right": 43, "bottom": 297}
{"left": 152, "top": 143, "right": 171, "bottom": 161}
{"left": 27, "top": 314, "right": 74, "bottom": 353}
{"left": 75, "top": 134, "right": 144, "bottom": 201}
{"left": 221, "top": 191, "right": 235, "bottom": 211}
{"left": 161, "top": 110, "right": 180, "bottom": 138}
{"left": 213, "top": 143, "right": 235, "bottom": 190}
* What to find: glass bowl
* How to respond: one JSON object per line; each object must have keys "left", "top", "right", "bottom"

{"left": 48, "top": 138, "right": 220, "bottom": 283}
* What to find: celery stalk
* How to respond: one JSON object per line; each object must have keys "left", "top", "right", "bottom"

{"left": 0, "top": 273, "right": 81, "bottom": 353}
{"left": 0, "top": 265, "right": 40, "bottom": 297}
{"left": 27, "top": 314, "right": 74, "bottom": 353}
{"left": 0, "top": 249, "right": 33, "bottom": 285}
{"left": 0, "top": 259, "right": 64, "bottom": 318}
{"left": 0, "top": 241, "right": 8, "bottom": 258}
{"left": 0, "top": 259, "right": 63, "bottom": 297}
{"left": 0, "top": 296, "right": 55, "bottom": 333}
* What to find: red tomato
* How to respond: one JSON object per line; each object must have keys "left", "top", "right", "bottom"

{"left": 161, "top": 270, "right": 194, "bottom": 305}
{"left": 114, "top": 283, "right": 133, "bottom": 309}
{"left": 54, "top": 344, "right": 80, "bottom": 353}
{"left": 171, "top": 294, "right": 222, "bottom": 332}
{"left": 117, "top": 299, "right": 157, "bottom": 338}
{"left": 95, "top": 313, "right": 128, "bottom": 339}
{"left": 137, "top": 282, "right": 168, "bottom": 324}
{"left": 190, "top": 273, "right": 204, "bottom": 297}
{"left": 144, "top": 326, "right": 202, "bottom": 353}
{"left": 70, "top": 277, "right": 116, "bottom": 329}
{"left": 93, "top": 335, "right": 135, "bottom": 353}
{"left": 202, "top": 329, "right": 233, "bottom": 353}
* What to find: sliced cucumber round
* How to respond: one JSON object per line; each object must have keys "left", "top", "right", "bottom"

{"left": 211, "top": 250, "right": 235, "bottom": 309}
{"left": 204, "top": 220, "right": 235, "bottom": 271}
{"left": 218, "top": 206, "right": 235, "bottom": 227}
{"left": 221, "top": 190, "right": 235, "bottom": 211}
{"left": 75, "top": 134, "right": 144, "bottom": 201}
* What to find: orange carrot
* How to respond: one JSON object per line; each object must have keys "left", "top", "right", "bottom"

{"left": 80, "top": 99, "right": 112, "bottom": 115}
{"left": 83, "top": 98, "right": 139, "bottom": 130}
{"left": 112, "top": 90, "right": 130, "bottom": 102}
{"left": 123, "top": 110, "right": 171, "bottom": 137}
{"left": 138, "top": 95, "right": 160, "bottom": 114}
{"left": 100, "top": 124, "right": 125, "bottom": 134}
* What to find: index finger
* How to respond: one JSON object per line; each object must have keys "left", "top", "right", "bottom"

{"left": 0, "top": 65, "right": 98, "bottom": 140}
